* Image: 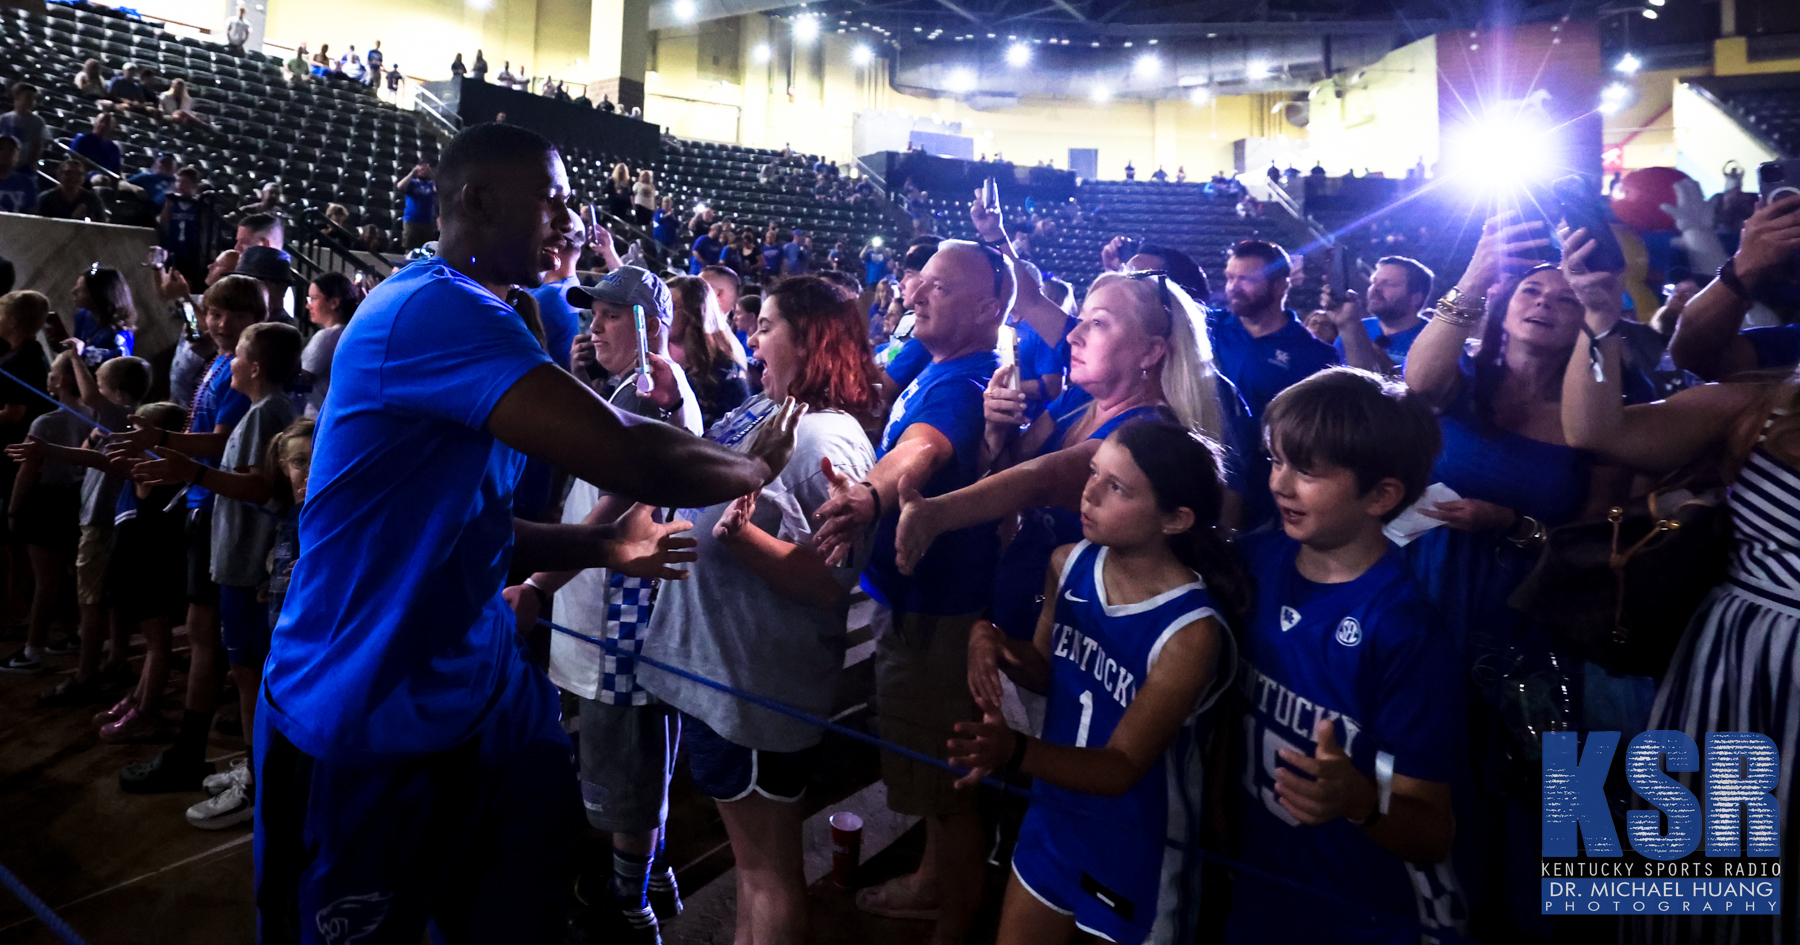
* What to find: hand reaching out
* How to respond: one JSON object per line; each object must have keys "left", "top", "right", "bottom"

{"left": 604, "top": 503, "right": 698, "bottom": 580}
{"left": 893, "top": 472, "right": 944, "bottom": 577}
{"left": 1559, "top": 227, "right": 1623, "bottom": 333}
{"left": 1459, "top": 213, "right": 1551, "bottom": 296}
{"left": 501, "top": 583, "right": 541, "bottom": 638}
{"left": 1100, "top": 235, "right": 1127, "bottom": 272}
{"left": 812, "top": 456, "right": 875, "bottom": 566}
{"left": 947, "top": 699, "right": 1016, "bottom": 789}
{"left": 964, "top": 619, "right": 1015, "bottom": 709}
{"left": 1417, "top": 498, "right": 1516, "bottom": 533}
{"left": 3, "top": 434, "right": 44, "bottom": 463}
{"left": 712, "top": 490, "right": 759, "bottom": 541}
{"left": 129, "top": 446, "right": 201, "bottom": 486}
{"left": 743, "top": 397, "right": 806, "bottom": 485}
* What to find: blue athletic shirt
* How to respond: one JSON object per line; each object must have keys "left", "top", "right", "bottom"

{"left": 1016, "top": 539, "right": 1233, "bottom": 944}
{"left": 1226, "top": 530, "right": 1466, "bottom": 945}
{"left": 401, "top": 178, "right": 436, "bottom": 225}
{"left": 1207, "top": 308, "right": 1339, "bottom": 417}
{"left": 528, "top": 275, "right": 585, "bottom": 371}
{"left": 884, "top": 336, "right": 930, "bottom": 389}
{"left": 162, "top": 193, "right": 203, "bottom": 259}
{"left": 185, "top": 353, "right": 250, "bottom": 511}
{"left": 261, "top": 257, "right": 558, "bottom": 762}
{"left": 1015, "top": 313, "right": 1077, "bottom": 421}
{"left": 863, "top": 348, "right": 998, "bottom": 616}
{"left": 1334, "top": 317, "right": 1425, "bottom": 373}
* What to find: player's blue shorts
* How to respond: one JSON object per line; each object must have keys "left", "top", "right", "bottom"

{"left": 1011, "top": 792, "right": 1203, "bottom": 944}
{"left": 252, "top": 689, "right": 580, "bottom": 944}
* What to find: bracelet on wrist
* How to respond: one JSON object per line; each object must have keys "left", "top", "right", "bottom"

{"left": 859, "top": 480, "right": 884, "bottom": 521}
{"left": 522, "top": 577, "right": 552, "bottom": 612}
{"left": 1718, "top": 259, "right": 1755, "bottom": 303}
{"left": 1355, "top": 802, "right": 1384, "bottom": 829}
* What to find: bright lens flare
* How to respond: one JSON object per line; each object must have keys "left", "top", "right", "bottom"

{"left": 793, "top": 16, "right": 820, "bottom": 43}
{"left": 946, "top": 67, "right": 977, "bottom": 93}
{"left": 1005, "top": 42, "right": 1031, "bottom": 67}
{"left": 1444, "top": 115, "right": 1557, "bottom": 188}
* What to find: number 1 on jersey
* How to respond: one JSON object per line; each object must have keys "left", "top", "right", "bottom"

{"left": 1075, "top": 690, "right": 1094, "bottom": 748}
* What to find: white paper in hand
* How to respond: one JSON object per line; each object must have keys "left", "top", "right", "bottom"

{"left": 1383, "top": 482, "right": 1461, "bottom": 547}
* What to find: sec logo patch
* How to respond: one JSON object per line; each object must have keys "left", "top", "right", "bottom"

{"left": 1334, "top": 617, "right": 1362, "bottom": 647}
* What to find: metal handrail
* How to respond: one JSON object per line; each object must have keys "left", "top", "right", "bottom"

{"left": 47, "top": 136, "right": 122, "bottom": 182}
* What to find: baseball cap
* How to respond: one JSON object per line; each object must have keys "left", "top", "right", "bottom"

{"left": 566, "top": 266, "right": 672, "bottom": 325}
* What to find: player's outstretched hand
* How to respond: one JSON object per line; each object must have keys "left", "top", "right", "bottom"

{"left": 744, "top": 396, "right": 806, "bottom": 484}
{"left": 501, "top": 583, "right": 540, "bottom": 638}
{"left": 964, "top": 620, "right": 1013, "bottom": 709}
{"left": 812, "top": 456, "right": 873, "bottom": 567}
{"left": 605, "top": 503, "right": 697, "bottom": 580}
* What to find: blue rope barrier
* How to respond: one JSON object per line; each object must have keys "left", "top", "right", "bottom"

{"left": 541, "top": 617, "right": 1478, "bottom": 944}
{"left": 0, "top": 859, "right": 93, "bottom": 945}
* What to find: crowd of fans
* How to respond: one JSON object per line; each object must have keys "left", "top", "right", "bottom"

{"left": 6, "top": 96, "right": 1800, "bottom": 945}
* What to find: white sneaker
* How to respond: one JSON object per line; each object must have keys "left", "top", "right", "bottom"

{"left": 186, "top": 782, "right": 254, "bottom": 830}
{"left": 202, "top": 758, "right": 252, "bottom": 797}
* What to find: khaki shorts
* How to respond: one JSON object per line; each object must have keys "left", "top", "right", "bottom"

{"left": 76, "top": 524, "right": 113, "bottom": 606}
{"left": 873, "top": 607, "right": 981, "bottom": 816}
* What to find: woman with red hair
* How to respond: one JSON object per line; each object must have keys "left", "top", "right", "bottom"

{"left": 636, "top": 276, "right": 879, "bottom": 945}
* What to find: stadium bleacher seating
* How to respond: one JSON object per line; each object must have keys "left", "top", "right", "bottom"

{"left": 1691, "top": 74, "right": 1800, "bottom": 159}
{"left": 1, "top": 2, "right": 434, "bottom": 243}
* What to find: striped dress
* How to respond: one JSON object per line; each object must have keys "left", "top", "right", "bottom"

{"left": 1634, "top": 418, "right": 1800, "bottom": 945}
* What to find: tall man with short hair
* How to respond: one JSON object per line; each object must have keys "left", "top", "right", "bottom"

{"left": 235, "top": 212, "right": 284, "bottom": 253}
{"left": 396, "top": 160, "right": 437, "bottom": 250}
{"left": 69, "top": 112, "right": 122, "bottom": 177}
{"left": 0, "top": 83, "right": 48, "bottom": 170}
{"left": 251, "top": 122, "right": 799, "bottom": 943}
{"left": 815, "top": 239, "right": 1011, "bottom": 945}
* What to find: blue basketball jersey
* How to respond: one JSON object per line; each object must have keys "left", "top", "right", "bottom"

{"left": 1014, "top": 539, "right": 1235, "bottom": 944}
{"left": 1225, "top": 531, "right": 1467, "bottom": 945}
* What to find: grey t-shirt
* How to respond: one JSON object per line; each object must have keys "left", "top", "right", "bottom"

{"left": 637, "top": 401, "right": 876, "bottom": 752}
{"left": 0, "top": 112, "right": 48, "bottom": 165}
{"left": 77, "top": 401, "right": 129, "bottom": 526}
{"left": 301, "top": 323, "right": 343, "bottom": 418}
{"left": 211, "top": 394, "right": 295, "bottom": 586}
{"left": 26, "top": 408, "right": 90, "bottom": 485}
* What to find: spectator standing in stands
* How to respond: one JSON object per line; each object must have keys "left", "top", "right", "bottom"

{"left": 632, "top": 170, "right": 656, "bottom": 227}
{"left": 365, "top": 41, "right": 383, "bottom": 82}
{"left": 861, "top": 239, "right": 892, "bottom": 286}
{"left": 37, "top": 158, "right": 105, "bottom": 221}
{"left": 782, "top": 230, "right": 811, "bottom": 277}
{"left": 286, "top": 45, "right": 310, "bottom": 85}
{"left": 700, "top": 265, "right": 741, "bottom": 323}
{"left": 224, "top": 3, "right": 251, "bottom": 52}
{"left": 450, "top": 52, "right": 466, "bottom": 80}
{"left": 605, "top": 162, "right": 633, "bottom": 219}
{"left": 1324, "top": 255, "right": 1433, "bottom": 376}
{"left": 310, "top": 44, "right": 332, "bottom": 77}
{"left": 651, "top": 196, "right": 676, "bottom": 245}
{"left": 1209, "top": 239, "right": 1339, "bottom": 418}
{"left": 0, "top": 137, "right": 37, "bottom": 215}
{"left": 396, "top": 161, "right": 437, "bottom": 250}
{"left": 599, "top": 94, "right": 616, "bottom": 114}
{"left": 0, "top": 83, "right": 47, "bottom": 171}
{"left": 159, "top": 79, "right": 210, "bottom": 130}
{"left": 73, "top": 59, "right": 106, "bottom": 98}
{"left": 470, "top": 49, "right": 488, "bottom": 82}
{"left": 1124, "top": 160, "right": 1136, "bottom": 180}
{"left": 528, "top": 214, "right": 588, "bottom": 370}
{"left": 689, "top": 223, "right": 727, "bottom": 274}
{"left": 385, "top": 63, "right": 403, "bottom": 97}
{"left": 496, "top": 62, "right": 516, "bottom": 89}
{"left": 70, "top": 112, "right": 122, "bottom": 177}
{"left": 301, "top": 273, "right": 356, "bottom": 417}
{"left": 235, "top": 208, "right": 286, "bottom": 253}
{"left": 160, "top": 167, "right": 205, "bottom": 285}
{"left": 813, "top": 240, "right": 1007, "bottom": 945}
{"left": 1151, "top": 165, "right": 1168, "bottom": 182}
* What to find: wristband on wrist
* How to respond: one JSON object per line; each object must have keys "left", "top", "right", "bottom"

{"left": 859, "top": 480, "right": 883, "bottom": 521}
{"left": 1718, "top": 259, "right": 1756, "bottom": 303}
{"left": 522, "top": 577, "right": 552, "bottom": 611}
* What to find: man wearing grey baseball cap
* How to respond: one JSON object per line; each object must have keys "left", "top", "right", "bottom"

{"left": 533, "top": 262, "right": 702, "bottom": 941}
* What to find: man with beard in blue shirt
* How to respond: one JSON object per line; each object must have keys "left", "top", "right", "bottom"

{"left": 253, "top": 122, "right": 801, "bottom": 944}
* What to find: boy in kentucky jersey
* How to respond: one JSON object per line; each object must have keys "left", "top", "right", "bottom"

{"left": 1226, "top": 368, "right": 1467, "bottom": 945}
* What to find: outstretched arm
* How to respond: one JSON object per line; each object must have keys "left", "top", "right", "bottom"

{"left": 1668, "top": 194, "right": 1800, "bottom": 380}
{"left": 895, "top": 437, "right": 1097, "bottom": 575}
{"left": 486, "top": 364, "right": 797, "bottom": 510}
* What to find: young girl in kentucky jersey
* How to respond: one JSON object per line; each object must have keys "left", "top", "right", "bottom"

{"left": 1227, "top": 368, "right": 1465, "bottom": 945}
{"left": 948, "top": 419, "right": 1247, "bottom": 945}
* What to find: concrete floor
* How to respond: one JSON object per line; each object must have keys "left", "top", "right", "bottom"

{"left": 0, "top": 603, "right": 1014, "bottom": 945}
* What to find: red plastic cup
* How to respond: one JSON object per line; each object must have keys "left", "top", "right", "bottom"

{"left": 829, "top": 811, "right": 863, "bottom": 887}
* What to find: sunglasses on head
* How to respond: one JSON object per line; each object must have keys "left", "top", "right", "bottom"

{"left": 975, "top": 243, "right": 1008, "bottom": 298}
{"left": 1123, "top": 268, "right": 1174, "bottom": 319}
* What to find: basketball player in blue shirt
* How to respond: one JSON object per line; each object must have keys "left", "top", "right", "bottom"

{"left": 947, "top": 420, "right": 1245, "bottom": 945}
{"left": 1228, "top": 368, "right": 1466, "bottom": 945}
